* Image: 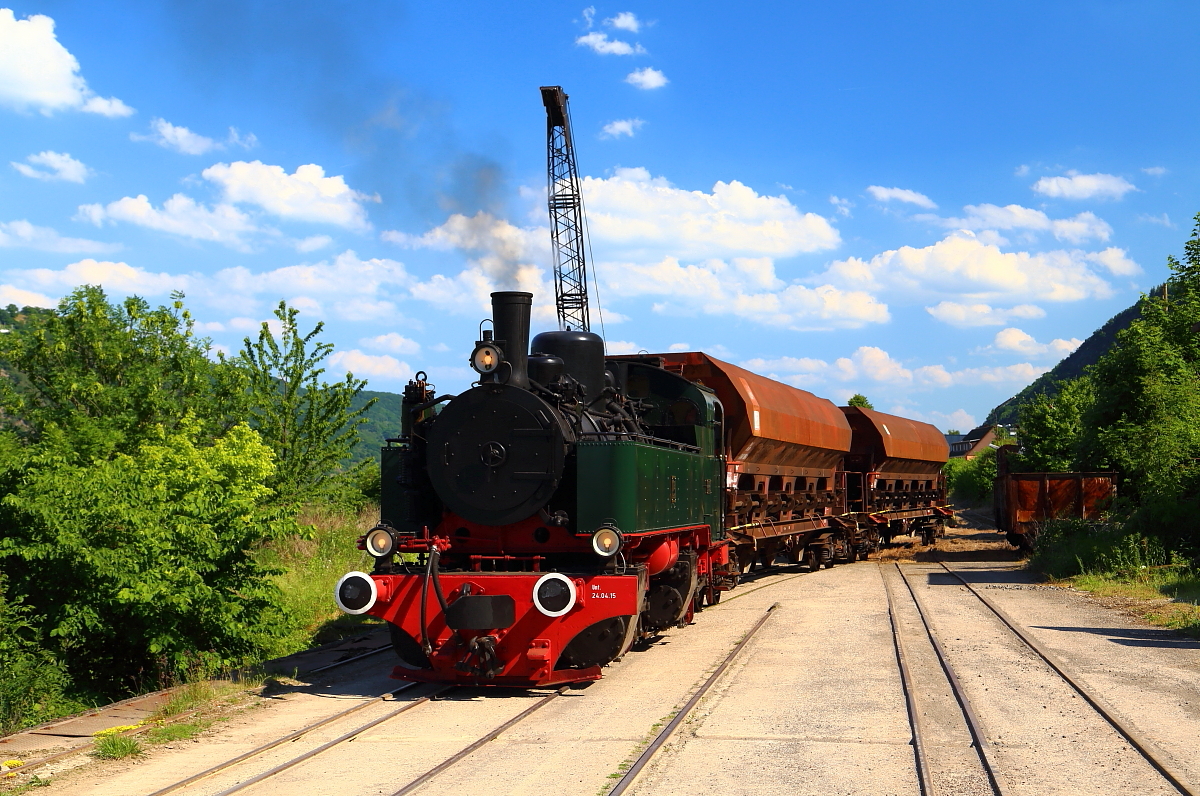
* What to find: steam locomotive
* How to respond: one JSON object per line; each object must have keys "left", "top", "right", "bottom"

{"left": 334, "top": 291, "right": 950, "bottom": 687}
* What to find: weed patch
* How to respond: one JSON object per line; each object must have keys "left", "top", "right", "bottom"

{"left": 92, "top": 735, "right": 142, "bottom": 760}
{"left": 1034, "top": 518, "right": 1200, "bottom": 636}
{"left": 257, "top": 504, "right": 381, "bottom": 657}
{"left": 144, "top": 721, "right": 208, "bottom": 744}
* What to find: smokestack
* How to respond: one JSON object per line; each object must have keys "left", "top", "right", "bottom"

{"left": 491, "top": 291, "right": 532, "bottom": 389}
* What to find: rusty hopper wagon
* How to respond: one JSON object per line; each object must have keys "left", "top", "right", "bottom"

{"left": 841, "top": 407, "right": 952, "bottom": 546}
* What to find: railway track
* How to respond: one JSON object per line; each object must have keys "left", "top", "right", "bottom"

{"left": 605, "top": 603, "right": 780, "bottom": 796}
{"left": 0, "top": 629, "right": 392, "bottom": 781}
{"left": 116, "top": 602, "right": 782, "bottom": 796}
{"left": 881, "top": 560, "right": 1199, "bottom": 796}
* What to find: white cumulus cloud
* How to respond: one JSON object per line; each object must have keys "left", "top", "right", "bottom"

{"left": 77, "top": 194, "right": 261, "bottom": 250}
{"left": 748, "top": 348, "right": 1048, "bottom": 392}
{"left": 606, "top": 11, "right": 642, "bottom": 32}
{"left": 1142, "top": 166, "right": 1167, "bottom": 176}
{"left": 1085, "top": 247, "right": 1140, "bottom": 276}
{"left": 933, "top": 204, "right": 1112, "bottom": 244}
{"left": 328, "top": 349, "right": 413, "bottom": 381}
{"left": 820, "top": 231, "right": 1124, "bottom": 303}
{"left": 601, "top": 118, "right": 644, "bottom": 138}
{"left": 0, "top": 219, "right": 118, "bottom": 253}
{"left": 625, "top": 67, "right": 668, "bottom": 89}
{"left": 11, "top": 150, "right": 90, "bottom": 182}
{"left": 0, "top": 285, "right": 56, "bottom": 309}
{"left": 867, "top": 185, "right": 937, "bottom": 209}
{"left": 829, "top": 195, "right": 853, "bottom": 217}
{"left": 1032, "top": 171, "right": 1136, "bottom": 200}
{"left": 928, "top": 409, "right": 978, "bottom": 433}
{"left": 576, "top": 31, "right": 645, "bottom": 55}
{"left": 389, "top": 212, "right": 555, "bottom": 319}
{"left": 583, "top": 167, "right": 840, "bottom": 261}
{"left": 915, "top": 362, "right": 1049, "bottom": 387}
{"left": 986, "top": 327, "right": 1082, "bottom": 359}
{"left": 924, "top": 301, "right": 1046, "bottom": 328}
{"left": 209, "top": 250, "right": 412, "bottom": 320}
{"left": 361, "top": 332, "right": 420, "bottom": 355}
{"left": 389, "top": 168, "right": 849, "bottom": 329}
{"left": 0, "top": 10, "right": 133, "bottom": 116}
{"left": 7, "top": 258, "right": 186, "bottom": 296}
{"left": 606, "top": 257, "right": 888, "bottom": 330}
{"left": 202, "top": 161, "right": 377, "bottom": 230}
{"left": 131, "top": 118, "right": 218, "bottom": 155}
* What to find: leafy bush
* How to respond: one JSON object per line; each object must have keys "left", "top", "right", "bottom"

{"left": 0, "top": 423, "right": 300, "bottom": 694}
{"left": 943, "top": 449, "right": 997, "bottom": 504}
{"left": 0, "top": 287, "right": 376, "bottom": 707}
{"left": 0, "top": 576, "right": 82, "bottom": 735}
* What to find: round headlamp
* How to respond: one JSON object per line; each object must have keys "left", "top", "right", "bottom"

{"left": 591, "top": 526, "right": 623, "bottom": 557}
{"left": 334, "top": 571, "right": 377, "bottom": 615}
{"left": 470, "top": 343, "right": 503, "bottom": 375}
{"left": 365, "top": 526, "right": 396, "bottom": 558}
{"left": 532, "top": 573, "right": 576, "bottom": 617}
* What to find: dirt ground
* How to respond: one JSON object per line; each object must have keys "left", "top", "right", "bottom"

{"left": 875, "top": 505, "right": 1024, "bottom": 563}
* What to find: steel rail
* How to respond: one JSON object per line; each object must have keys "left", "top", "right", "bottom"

{"left": 1, "top": 635, "right": 393, "bottom": 779}
{"left": 0, "top": 708, "right": 203, "bottom": 779}
{"left": 878, "top": 564, "right": 936, "bottom": 796}
{"left": 938, "top": 562, "right": 1200, "bottom": 796}
{"left": 607, "top": 602, "right": 781, "bottom": 796}
{"left": 306, "top": 644, "right": 392, "bottom": 674}
{"left": 896, "top": 564, "right": 1004, "bottom": 796}
{"left": 207, "top": 686, "right": 450, "bottom": 796}
{"left": 710, "top": 570, "right": 807, "bottom": 606}
{"left": 142, "top": 682, "right": 420, "bottom": 796}
{"left": 390, "top": 686, "right": 571, "bottom": 796}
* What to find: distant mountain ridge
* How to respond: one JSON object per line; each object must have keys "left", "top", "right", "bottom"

{"left": 984, "top": 290, "right": 1155, "bottom": 426}
{"left": 349, "top": 389, "right": 402, "bottom": 464}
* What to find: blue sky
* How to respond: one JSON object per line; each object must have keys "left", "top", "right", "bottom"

{"left": 2, "top": 1, "right": 1197, "bottom": 432}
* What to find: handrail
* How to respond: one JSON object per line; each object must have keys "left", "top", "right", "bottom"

{"left": 576, "top": 431, "right": 701, "bottom": 453}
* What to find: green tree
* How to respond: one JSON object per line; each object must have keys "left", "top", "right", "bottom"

{"left": 0, "top": 286, "right": 245, "bottom": 459}
{"left": 238, "top": 301, "right": 375, "bottom": 504}
{"left": 1014, "top": 377, "right": 1094, "bottom": 472}
{"left": 847, "top": 393, "right": 874, "bottom": 409}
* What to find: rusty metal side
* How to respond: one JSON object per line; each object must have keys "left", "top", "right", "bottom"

{"left": 995, "top": 471, "right": 1118, "bottom": 539}
{"left": 650, "top": 352, "right": 852, "bottom": 472}
{"left": 842, "top": 406, "right": 949, "bottom": 465}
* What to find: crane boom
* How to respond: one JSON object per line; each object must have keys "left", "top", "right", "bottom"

{"left": 540, "top": 85, "right": 590, "bottom": 332}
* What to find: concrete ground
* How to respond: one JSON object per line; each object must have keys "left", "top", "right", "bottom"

{"left": 14, "top": 525, "right": 1200, "bottom": 796}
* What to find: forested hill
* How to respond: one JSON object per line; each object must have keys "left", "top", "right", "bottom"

{"left": 349, "top": 389, "right": 401, "bottom": 463}
{"left": 985, "top": 290, "right": 1154, "bottom": 426}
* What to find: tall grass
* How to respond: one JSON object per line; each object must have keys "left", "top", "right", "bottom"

{"left": 1032, "top": 517, "right": 1200, "bottom": 635}
{"left": 258, "top": 503, "right": 382, "bottom": 658}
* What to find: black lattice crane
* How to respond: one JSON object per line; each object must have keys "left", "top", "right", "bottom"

{"left": 540, "top": 85, "right": 590, "bottom": 332}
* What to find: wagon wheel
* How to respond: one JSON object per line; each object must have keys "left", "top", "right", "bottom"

{"left": 805, "top": 548, "right": 821, "bottom": 571}
{"left": 847, "top": 547, "right": 858, "bottom": 563}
